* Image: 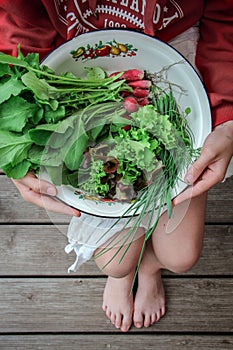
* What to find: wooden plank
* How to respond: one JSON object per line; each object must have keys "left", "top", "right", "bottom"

{"left": 0, "top": 176, "right": 70, "bottom": 224}
{"left": 0, "top": 278, "right": 232, "bottom": 333}
{"left": 0, "top": 175, "right": 232, "bottom": 224}
{"left": 191, "top": 224, "right": 233, "bottom": 275}
{"left": 0, "top": 225, "right": 232, "bottom": 276}
{"left": 0, "top": 224, "right": 81, "bottom": 276}
{"left": 206, "top": 176, "right": 233, "bottom": 222}
{"left": 0, "top": 335, "right": 232, "bottom": 350}
{"left": 0, "top": 224, "right": 100, "bottom": 276}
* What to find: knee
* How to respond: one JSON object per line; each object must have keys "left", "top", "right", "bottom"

{"left": 95, "top": 251, "right": 135, "bottom": 278}
{"left": 168, "top": 254, "right": 199, "bottom": 274}
{"left": 100, "top": 259, "right": 132, "bottom": 278}
{"left": 166, "top": 242, "right": 203, "bottom": 273}
{"left": 94, "top": 235, "right": 145, "bottom": 278}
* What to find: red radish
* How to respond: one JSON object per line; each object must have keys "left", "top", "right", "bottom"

{"left": 138, "top": 98, "right": 149, "bottom": 106}
{"left": 128, "top": 80, "right": 151, "bottom": 88}
{"left": 110, "top": 69, "right": 144, "bottom": 81}
{"left": 122, "top": 115, "right": 131, "bottom": 131}
{"left": 120, "top": 69, "right": 145, "bottom": 81}
{"left": 132, "top": 87, "right": 150, "bottom": 98}
{"left": 122, "top": 124, "right": 131, "bottom": 131}
{"left": 120, "top": 91, "right": 131, "bottom": 98}
{"left": 109, "top": 71, "right": 124, "bottom": 78}
{"left": 123, "top": 96, "right": 139, "bottom": 113}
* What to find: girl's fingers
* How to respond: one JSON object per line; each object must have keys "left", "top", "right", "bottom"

{"left": 12, "top": 173, "right": 80, "bottom": 217}
{"left": 173, "top": 182, "right": 205, "bottom": 206}
{"left": 12, "top": 172, "right": 57, "bottom": 196}
{"left": 184, "top": 148, "right": 211, "bottom": 185}
{"left": 36, "top": 193, "right": 81, "bottom": 216}
{"left": 173, "top": 165, "right": 222, "bottom": 206}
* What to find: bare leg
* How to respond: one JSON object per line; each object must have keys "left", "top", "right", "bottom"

{"left": 102, "top": 273, "right": 134, "bottom": 332}
{"left": 95, "top": 193, "right": 207, "bottom": 331}
{"left": 133, "top": 239, "right": 165, "bottom": 328}
{"left": 133, "top": 192, "right": 207, "bottom": 328}
{"left": 94, "top": 228, "right": 145, "bottom": 332}
{"left": 151, "top": 193, "right": 207, "bottom": 273}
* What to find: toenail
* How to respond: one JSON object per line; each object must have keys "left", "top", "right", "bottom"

{"left": 121, "top": 327, "right": 129, "bottom": 332}
{"left": 135, "top": 322, "right": 142, "bottom": 328}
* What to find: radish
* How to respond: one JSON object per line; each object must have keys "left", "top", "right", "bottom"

{"left": 120, "top": 69, "right": 145, "bottom": 81}
{"left": 128, "top": 80, "right": 151, "bottom": 88}
{"left": 122, "top": 115, "right": 131, "bottom": 131}
{"left": 120, "top": 91, "right": 131, "bottom": 98}
{"left": 110, "top": 69, "right": 144, "bottom": 81}
{"left": 123, "top": 96, "right": 139, "bottom": 113}
{"left": 132, "top": 87, "right": 150, "bottom": 98}
{"left": 138, "top": 98, "right": 149, "bottom": 106}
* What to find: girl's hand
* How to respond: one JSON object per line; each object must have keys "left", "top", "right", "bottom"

{"left": 12, "top": 172, "right": 81, "bottom": 217}
{"left": 174, "top": 120, "right": 233, "bottom": 205}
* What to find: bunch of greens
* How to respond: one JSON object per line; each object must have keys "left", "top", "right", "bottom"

{"left": 0, "top": 47, "right": 131, "bottom": 179}
{"left": 76, "top": 83, "right": 197, "bottom": 200}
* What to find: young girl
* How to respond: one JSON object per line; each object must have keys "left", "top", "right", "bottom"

{"left": 1, "top": 0, "right": 232, "bottom": 332}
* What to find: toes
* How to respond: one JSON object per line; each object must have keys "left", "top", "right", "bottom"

{"left": 161, "top": 305, "right": 166, "bottom": 317}
{"left": 105, "top": 308, "right": 111, "bottom": 320}
{"left": 133, "top": 312, "right": 144, "bottom": 329}
{"left": 110, "top": 313, "right": 116, "bottom": 326}
{"left": 151, "top": 312, "right": 157, "bottom": 325}
{"left": 143, "top": 313, "right": 151, "bottom": 328}
{"left": 134, "top": 321, "right": 143, "bottom": 329}
{"left": 155, "top": 306, "right": 166, "bottom": 322}
{"left": 133, "top": 307, "right": 166, "bottom": 329}
{"left": 156, "top": 310, "right": 161, "bottom": 322}
{"left": 121, "top": 314, "right": 132, "bottom": 332}
{"left": 115, "top": 313, "right": 122, "bottom": 329}
{"left": 102, "top": 302, "right": 107, "bottom": 312}
{"left": 104, "top": 309, "right": 129, "bottom": 331}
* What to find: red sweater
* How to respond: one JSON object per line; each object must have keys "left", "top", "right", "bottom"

{"left": 0, "top": 0, "right": 232, "bottom": 127}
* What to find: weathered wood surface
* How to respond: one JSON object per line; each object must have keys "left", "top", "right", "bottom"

{"left": 0, "top": 173, "right": 232, "bottom": 348}
{"left": 0, "top": 175, "right": 233, "bottom": 223}
{"left": 0, "top": 175, "right": 70, "bottom": 224}
{"left": 0, "top": 278, "right": 232, "bottom": 333}
{"left": 0, "top": 224, "right": 232, "bottom": 276}
{"left": 0, "top": 335, "right": 232, "bottom": 350}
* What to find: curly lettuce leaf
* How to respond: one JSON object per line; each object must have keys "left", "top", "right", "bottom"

{"left": 130, "top": 105, "right": 179, "bottom": 149}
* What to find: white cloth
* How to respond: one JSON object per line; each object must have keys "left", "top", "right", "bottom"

{"left": 65, "top": 209, "right": 163, "bottom": 272}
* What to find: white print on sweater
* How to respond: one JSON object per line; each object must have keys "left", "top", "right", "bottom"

{"left": 53, "top": 0, "right": 184, "bottom": 36}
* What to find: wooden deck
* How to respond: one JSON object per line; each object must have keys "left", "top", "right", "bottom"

{"left": 0, "top": 173, "right": 232, "bottom": 349}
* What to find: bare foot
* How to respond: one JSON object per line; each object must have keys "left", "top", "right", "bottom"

{"left": 102, "top": 274, "right": 134, "bottom": 332}
{"left": 133, "top": 269, "right": 166, "bottom": 328}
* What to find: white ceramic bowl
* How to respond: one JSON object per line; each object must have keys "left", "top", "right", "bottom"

{"left": 40, "top": 29, "right": 211, "bottom": 218}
